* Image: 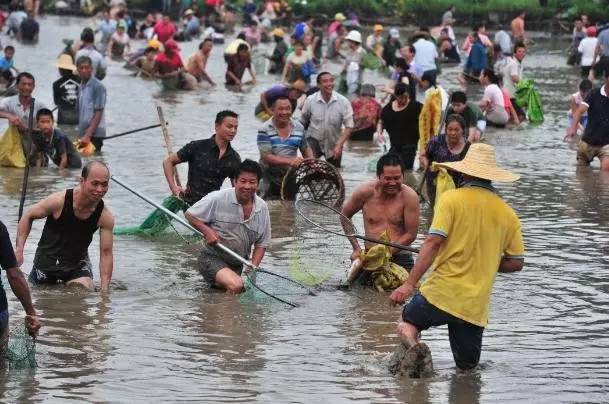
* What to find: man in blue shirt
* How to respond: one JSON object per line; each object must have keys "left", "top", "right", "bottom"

{"left": 76, "top": 56, "right": 107, "bottom": 151}
{"left": 0, "top": 46, "right": 15, "bottom": 73}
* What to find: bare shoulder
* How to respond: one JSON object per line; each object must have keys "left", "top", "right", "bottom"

{"left": 44, "top": 191, "right": 68, "bottom": 214}
{"left": 351, "top": 180, "right": 377, "bottom": 200}
{"left": 400, "top": 184, "right": 419, "bottom": 204}
{"left": 98, "top": 206, "right": 115, "bottom": 229}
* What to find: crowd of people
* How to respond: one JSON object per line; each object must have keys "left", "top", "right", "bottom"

{"left": 1, "top": 0, "right": 609, "bottom": 378}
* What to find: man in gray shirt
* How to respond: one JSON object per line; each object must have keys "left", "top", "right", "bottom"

{"left": 300, "top": 71, "right": 354, "bottom": 167}
{"left": 186, "top": 160, "right": 272, "bottom": 294}
{"left": 76, "top": 56, "right": 107, "bottom": 151}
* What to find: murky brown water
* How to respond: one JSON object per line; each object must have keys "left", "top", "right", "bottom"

{"left": 1, "top": 16, "right": 609, "bottom": 403}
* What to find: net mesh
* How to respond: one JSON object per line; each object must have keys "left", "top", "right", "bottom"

{"left": 281, "top": 160, "right": 345, "bottom": 207}
{"left": 2, "top": 325, "right": 36, "bottom": 368}
{"left": 289, "top": 199, "right": 356, "bottom": 286}
{"left": 239, "top": 268, "right": 314, "bottom": 307}
{"left": 114, "top": 195, "right": 187, "bottom": 236}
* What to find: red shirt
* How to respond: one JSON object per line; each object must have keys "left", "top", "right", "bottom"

{"left": 154, "top": 21, "right": 176, "bottom": 43}
{"left": 156, "top": 52, "right": 183, "bottom": 74}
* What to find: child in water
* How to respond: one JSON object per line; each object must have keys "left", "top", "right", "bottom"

{"left": 568, "top": 78, "right": 593, "bottom": 135}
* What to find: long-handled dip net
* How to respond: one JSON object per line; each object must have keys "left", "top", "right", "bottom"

{"left": 295, "top": 199, "right": 420, "bottom": 254}
{"left": 281, "top": 159, "right": 345, "bottom": 207}
{"left": 2, "top": 323, "right": 36, "bottom": 368}
{"left": 111, "top": 176, "right": 316, "bottom": 308}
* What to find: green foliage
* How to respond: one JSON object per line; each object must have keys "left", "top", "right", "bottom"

{"left": 290, "top": 0, "right": 402, "bottom": 17}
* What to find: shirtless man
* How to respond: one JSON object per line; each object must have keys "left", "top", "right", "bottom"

{"left": 186, "top": 38, "right": 215, "bottom": 86}
{"left": 16, "top": 161, "right": 114, "bottom": 293}
{"left": 341, "top": 153, "right": 419, "bottom": 283}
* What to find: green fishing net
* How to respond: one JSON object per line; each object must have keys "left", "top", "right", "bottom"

{"left": 363, "top": 52, "right": 383, "bottom": 70}
{"left": 2, "top": 325, "right": 36, "bottom": 368}
{"left": 114, "top": 195, "right": 187, "bottom": 236}
{"left": 515, "top": 79, "right": 544, "bottom": 124}
{"left": 239, "top": 268, "right": 315, "bottom": 307}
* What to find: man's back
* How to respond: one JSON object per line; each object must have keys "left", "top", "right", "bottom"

{"left": 413, "top": 39, "right": 437, "bottom": 71}
{"left": 421, "top": 183, "right": 524, "bottom": 327}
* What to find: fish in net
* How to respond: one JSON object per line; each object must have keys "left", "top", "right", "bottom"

{"left": 239, "top": 268, "right": 317, "bottom": 308}
{"left": 281, "top": 159, "right": 345, "bottom": 207}
{"left": 2, "top": 325, "right": 36, "bottom": 368}
{"left": 113, "top": 195, "right": 187, "bottom": 236}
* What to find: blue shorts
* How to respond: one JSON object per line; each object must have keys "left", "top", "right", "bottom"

{"left": 403, "top": 293, "right": 484, "bottom": 370}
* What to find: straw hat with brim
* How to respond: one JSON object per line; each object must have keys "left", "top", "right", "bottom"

{"left": 435, "top": 143, "right": 520, "bottom": 182}
{"left": 184, "top": 9, "right": 194, "bottom": 16}
{"left": 55, "top": 54, "right": 76, "bottom": 71}
{"left": 271, "top": 28, "right": 285, "bottom": 37}
{"left": 334, "top": 12, "right": 346, "bottom": 21}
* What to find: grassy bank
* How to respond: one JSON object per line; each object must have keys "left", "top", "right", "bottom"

{"left": 290, "top": 0, "right": 609, "bottom": 26}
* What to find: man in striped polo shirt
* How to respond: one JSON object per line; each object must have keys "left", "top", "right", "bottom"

{"left": 257, "top": 95, "right": 313, "bottom": 199}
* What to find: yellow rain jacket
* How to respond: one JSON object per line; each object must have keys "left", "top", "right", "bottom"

{"left": 431, "top": 162, "right": 456, "bottom": 210}
{"left": 360, "top": 231, "right": 409, "bottom": 292}
{"left": 0, "top": 126, "right": 26, "bottom": 167}
{"left": 418, "top": 88, "right": 443, "bottom": 153}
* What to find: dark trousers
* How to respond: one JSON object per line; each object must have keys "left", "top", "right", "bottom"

{"left": 403, "top": 293, "right": 484, "bottom": 370}
{"left": 307, "top": 137, "right": 341, "bottom": 168}
{"left": 92, "top": 137, "right": 104, "bottom": 152}
{"left": 389, "top": 144, "right": 417, "bottom": 170}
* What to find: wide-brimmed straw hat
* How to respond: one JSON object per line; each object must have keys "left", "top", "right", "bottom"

{"left": 435, "top": 143, "right": 520, "bottom": 182}
{"left": 334, "top": 12, "right": 346, "bottom": 21}
{"left": 55, "top": 54, "right": 76, "bottom": 71}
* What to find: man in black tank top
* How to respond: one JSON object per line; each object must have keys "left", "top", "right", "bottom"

{"left": 16, "top": 161, "right": 115, "bottom": 293}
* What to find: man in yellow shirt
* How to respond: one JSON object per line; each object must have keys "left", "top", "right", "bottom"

{"left": 389, "top": 143, "right": 524, "bottom": 373}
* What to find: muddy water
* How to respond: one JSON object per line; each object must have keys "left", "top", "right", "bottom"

{"left": 1, "top": 16, "right": 608, "bottom": 403}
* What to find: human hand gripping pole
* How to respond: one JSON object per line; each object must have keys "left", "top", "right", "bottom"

{"left": 110, "top": 176, "right": 316, "bottom": 306}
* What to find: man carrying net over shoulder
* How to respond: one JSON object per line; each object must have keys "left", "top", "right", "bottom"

{"left": 341, "top": 153, "right": 419, "bottom": 286}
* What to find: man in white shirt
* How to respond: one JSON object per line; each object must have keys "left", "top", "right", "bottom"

{"left": 499, "top": 42, "right": 526, "bottom": 118}
{"left": 412, "top": 28, "right": 438, "bottom": 82}
{"left": 579, "top": 26, "right": 598, "bottom": 78}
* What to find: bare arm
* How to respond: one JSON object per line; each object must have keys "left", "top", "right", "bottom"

{"left": 341, "top": 185, "right": 369, "bottom": 255}
{"left": 226, "top": 69, "right": 241, "bottom": 85}
{"left": 82, "top": 110, "right": 103, "bottom": 143}
{"left": 163, "top": 153, "right": 183, "bottom": 196}
{"left": 251, "top": 246, "right": 266, "bottom": 267}
{"left": 302, "top": 145, "right": 313, "bottom": 159}
{"left": 333, "top": 127, "right": 353, "bottom": 157}
{"left": 185, "top": 211, "right": 220, "bottom": 245}
{"left": 389, "top": 188, "right": 419, "bottom": 254}
{"left": 498, "top": 257, "right": 524, "bottom": 273}
{"left": 566, "top": 104, "right": 589, "bottom": 138}
{"left": 0, "top": 110, "right": 25, "bottom": 128}
{"left": 260, "top": 92, "right": 272, "bottom": 115}
{"left": 98, "top": 209, "right": 114, "bottom": 293}
{"left": 389, "top": 234, "right": 445, "bottom": 305}
{"left": 16, "top": 193, "right": 63, "bottom": 265}
{"left": 261, "top": 152, "right": 302, "bottom": 167}
{"left": 58, "top": 152, "right": 68, "bottom": 169}
{"left": 6, "top": 267, "right": 40, "bottom": 338}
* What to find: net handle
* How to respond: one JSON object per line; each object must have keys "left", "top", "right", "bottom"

{"left": 295, "top": 199, "right": 420, "bottom": 254}
{"left": 111, "top": 176, "right": 318, "bottom": 294}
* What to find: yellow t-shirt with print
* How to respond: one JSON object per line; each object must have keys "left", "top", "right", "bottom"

{"left": 420, "top": 184, "right": 524, "bottom": 327}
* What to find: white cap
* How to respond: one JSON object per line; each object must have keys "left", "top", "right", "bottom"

{"left": 345, "top": 30, "right": 362, "bottom": 43}
{"left": 389, "top": 28, "right": 400, "bottom": 38}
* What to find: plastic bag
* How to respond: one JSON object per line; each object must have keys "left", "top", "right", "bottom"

{"left": 0, "top": 126, "right": 26, "bottom": 168}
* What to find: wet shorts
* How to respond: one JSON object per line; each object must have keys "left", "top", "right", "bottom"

{"left": 0, "top": 309, "right": 8, "bottom": 341}
{"left": 402, "top": 293, "right": 484, "bottom": 370}
{"left": 197, "top": 246, "right": 243, "bottom": 286}
{"left": 29, "top": 259, "right": 93, "bottom": 285}
{"left": 577, "top": 141, "right": 609, "bottom": 165}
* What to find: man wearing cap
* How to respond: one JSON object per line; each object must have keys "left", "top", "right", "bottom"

{"left": 366, "top": 24, "right": 384, "bottom": 58}
{"left": 388, "top": 143, "right": 524, "bottom": 374}
{"left": 255, "top": 80, "right": 305, "bottom": 120}
{"left": 53, "top": 55, "right": 80, "bottom": 125}
{"left": 267, "top": 28, "right": 288, "bottom": 74}
{"left": 182, "top": 9, "right": 201, "bottom": 40}
{"left": 328, "top": 12, "right": 346, "bottom": 35}
{"left": 186, "top": 38, "right": 215, "bottom": 85}
{"left": 566, "top": 69, "right": 609, "bottom": 171}
{"left": 382, "top": 28, "right": 402, "bottom": 68}
{"left": 343, "top": 30, "right": 366, "bottom": 97}
{"left": 301, "top": 71, "right": 354, "bottom": 167}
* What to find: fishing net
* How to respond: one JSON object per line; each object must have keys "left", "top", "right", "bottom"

{"left": 239, "top": 268, "right": 316, "bottom": 307}
{"left": 281, "top": 159, "right": 345, "bottom": 207}
{"left": 289, "top": 199, "right": 355, "bottom": 287}
{"left": 515, "top": 78, "right": 544, "bottom": 124}
{"left": 2, "top": 325, "right": 36, "bottom": 368}
{"left": 114, "top": 195, "right": 187, "bottom": 236}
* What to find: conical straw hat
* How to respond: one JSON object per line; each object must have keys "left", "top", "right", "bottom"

{"left": 435, "top": 143, "right": 520, "bottom": 182}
